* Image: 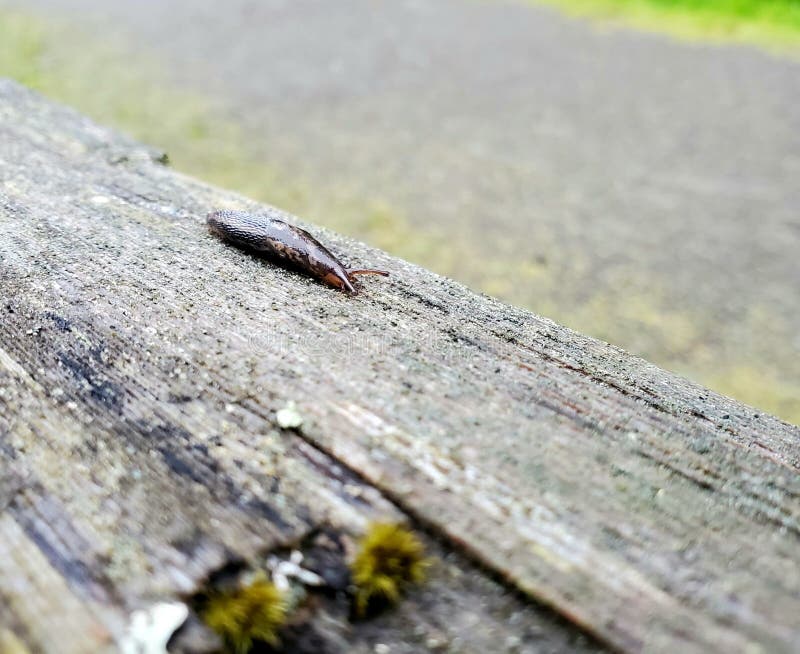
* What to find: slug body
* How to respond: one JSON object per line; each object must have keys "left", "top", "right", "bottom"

{"left": 207, "top": 210, "right": 388, "bottom": 294}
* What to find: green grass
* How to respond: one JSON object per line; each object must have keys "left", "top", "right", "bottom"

{"left": 524, "top": 0, "right": 800, "bottom": 51}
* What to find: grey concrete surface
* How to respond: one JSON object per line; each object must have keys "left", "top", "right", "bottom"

{"left": 3, "top": 0, "right": 799, "bottom": 420}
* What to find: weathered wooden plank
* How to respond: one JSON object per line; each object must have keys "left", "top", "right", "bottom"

{"left": 0, "top": 80, "right": 604, "bottom": 654}
{"left": 0, "top": 79, "right": 798, "bottom": 653}
{"left": 0, "top": 514, "right": 118, "bottom": 654}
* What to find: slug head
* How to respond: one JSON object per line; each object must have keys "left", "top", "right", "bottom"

{"left": 322, "top": 270, "right": 357, "bottom": 295}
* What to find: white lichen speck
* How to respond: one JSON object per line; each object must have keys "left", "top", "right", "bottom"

{"left": 276, "top": 401, "right": 304, "bottom": 429}
{"left": 267, "top": 550, "right": 324, "bottom": 592}
{"left": 119, "top": 601, "right": 188, "bottom": 654}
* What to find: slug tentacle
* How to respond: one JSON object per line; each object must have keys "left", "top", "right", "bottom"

{"left": 207, "top": 210, "right": 389, "bottom": 295}
{"left": 347, "top": 269, "right": 390, "bottom": 277}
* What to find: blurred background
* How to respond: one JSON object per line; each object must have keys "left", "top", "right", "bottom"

{"left": 1, "top": 0, "right": 798, "bottom": 423}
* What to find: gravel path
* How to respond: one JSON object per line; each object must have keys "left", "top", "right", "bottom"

{"left": 7, "top": 0, "right": 799, "bottom": 421}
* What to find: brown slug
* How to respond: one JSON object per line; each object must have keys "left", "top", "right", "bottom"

{"left": 207, "top": 210, "right": 388, "bottom": 295}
